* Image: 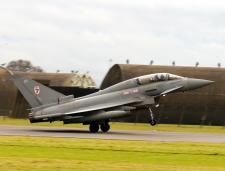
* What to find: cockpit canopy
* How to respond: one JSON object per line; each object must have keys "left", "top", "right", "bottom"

{"left": 137, "top": 73, "right": 182, "bottom": 85}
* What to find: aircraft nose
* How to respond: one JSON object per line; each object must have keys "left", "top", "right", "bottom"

{"left": 186, "top": 78, "right": 214, "bottom": 90}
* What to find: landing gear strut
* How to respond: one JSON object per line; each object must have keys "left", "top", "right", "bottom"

{"left": 148, "top": 107, "right": 157, "bottom": 126}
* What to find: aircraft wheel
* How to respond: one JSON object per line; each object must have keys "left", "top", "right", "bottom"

{"left": 100, "top": 123, "right": 110, "bottom": 133}
{"left": 149, "top": 119, "right": 157, "bottom": 126}
{"left": 89, "top": 123, "right": 99, "bottom": 133}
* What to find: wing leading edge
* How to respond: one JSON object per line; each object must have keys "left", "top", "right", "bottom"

{"left": 31, "top": 96, "right": 144, "bottom": 120}
{"left": 65, "top": 97, "right": 143, "bottom": 115}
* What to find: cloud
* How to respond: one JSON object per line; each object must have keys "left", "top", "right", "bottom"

{"left": 0, "top": 0, "right": 225, "bottom": 85}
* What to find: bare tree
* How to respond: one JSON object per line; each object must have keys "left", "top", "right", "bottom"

{"left": 195, "top": 62, "right": 199, "bottom": 67}
{"left": 150, "top": 60, "right": 154, "bottom": 65}
{"left": 6, "top": 59, "right": 44, "bottom": 72}
{"left": 172, "top": 61, "right": 176, "bottom": 66}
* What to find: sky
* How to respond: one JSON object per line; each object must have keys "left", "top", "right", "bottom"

{"left": 0, "top": 0, "right": 225, "bottom": 86}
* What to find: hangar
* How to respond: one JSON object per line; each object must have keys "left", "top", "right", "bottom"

{"left": 101, "top": 64, "right": 225, "bottom": 125}
{"left": 0, "top": 64, "right": 224, "bottom": 125}
{"left": 0, "top": 69, "right": 97, "bottom": 118}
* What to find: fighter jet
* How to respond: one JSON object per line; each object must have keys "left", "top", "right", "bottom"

{"left": 1, "top": 67, "right": 213, "bottom": 133}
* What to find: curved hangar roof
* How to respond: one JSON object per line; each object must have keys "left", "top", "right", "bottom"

{"left": 101, "top": 64, "right": 222, "bottom": 88}
{"left": 0, "top": 70, "right": 96, "bottom": 88}
{"left": 0, "top": 69, "right": 96, "bottom": 117}
{"left": 101, "top": 64, "right": 225, "bottom": 125}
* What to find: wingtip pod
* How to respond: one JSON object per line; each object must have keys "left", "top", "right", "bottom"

{"left": 0, "top": 66, "right": 14, "bottom": 76}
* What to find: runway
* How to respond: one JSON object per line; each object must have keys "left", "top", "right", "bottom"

{"left": 0, "top": 125, "right": 225, "bottom": 142}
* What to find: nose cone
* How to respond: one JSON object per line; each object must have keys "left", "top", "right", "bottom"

{"left": 186, "top": 78, "right": 214, "bottom": 90}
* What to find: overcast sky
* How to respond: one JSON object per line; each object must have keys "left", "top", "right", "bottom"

{"left": 1, "top": 0, "right": 225, "bottom": 85}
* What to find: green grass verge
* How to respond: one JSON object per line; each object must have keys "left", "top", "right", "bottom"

{"left": 0, "top": 117, "right": 225, "bottom": 134}
{"left": 0, "top": 136, "right": 225, "bottom": 171}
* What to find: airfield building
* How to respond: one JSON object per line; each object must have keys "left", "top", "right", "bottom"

{"left": 0, "top": 64, "right": 225, "bottom": 125}
{"left": 0, "top": 69, "right": 97, "bottom": 118}
{"left": 101, "top": 64, "right": 225, "bottom": 125}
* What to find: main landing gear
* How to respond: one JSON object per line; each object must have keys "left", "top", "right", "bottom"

{"left": 89, "top": 121, "right": 110, "bottom": 133}
{"left": 89, "top": 122, "right": 99, "bottom": 133}
{"left": 148, "top": 107, "right": 157, "bottom": 126}
{"left": 100, "top": 122, "right": 110, "bottom": 132}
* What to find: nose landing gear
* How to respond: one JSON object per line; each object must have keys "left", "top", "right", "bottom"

{"left": 148, "top": 107, "right": 157, "bottom": 126}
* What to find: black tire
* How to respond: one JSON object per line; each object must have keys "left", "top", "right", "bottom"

{"left": 150, "top": 119, "right": 157, "bottom": 126}
{"left": 100, "top": 123, "right": 110, "bottom": 132}
{"left": 89, "top": 123, "right": 99, "bottom": 133}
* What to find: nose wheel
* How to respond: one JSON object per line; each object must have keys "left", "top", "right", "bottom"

{"left": 148, "top": 107, "right": 157, "bottom": 126}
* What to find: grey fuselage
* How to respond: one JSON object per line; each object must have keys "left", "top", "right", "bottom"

{"left": 30, "top": 73, "right": 213, "bottom": 124}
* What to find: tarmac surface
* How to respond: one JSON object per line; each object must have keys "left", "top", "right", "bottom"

{"left": 0, "top": 125, "right": 225, "bottom": 142}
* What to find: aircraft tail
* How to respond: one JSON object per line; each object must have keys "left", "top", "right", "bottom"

{"left": 1, "top": 67, "right": 66, "bottom": 108}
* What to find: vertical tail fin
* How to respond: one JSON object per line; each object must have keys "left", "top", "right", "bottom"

{"left": 1, "top": 67, "right": 66, "bottom": 108}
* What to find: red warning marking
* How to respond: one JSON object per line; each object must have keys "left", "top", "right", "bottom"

{"left": 132, "top": 89, "right": 139, "bottom": 93}
{"left": 123, "top": 91, "right": 130, "bottom": 95}
{"left": 123, "top": 89, "right": 139, "bottom": 95}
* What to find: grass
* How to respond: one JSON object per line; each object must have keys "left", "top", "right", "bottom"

{"left": 0, "top": 117, "right": 225, "bottom": 134}
{"left": 0, "top": 136, "right": 225, "bottom": 171}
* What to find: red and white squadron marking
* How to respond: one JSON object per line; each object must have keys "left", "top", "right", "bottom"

{"left": 34, "top": 85, "right": 40, "bottom": 95}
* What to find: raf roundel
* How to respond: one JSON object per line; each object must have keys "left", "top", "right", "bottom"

{"left": 34, "top": 85, "right": 40, "bottom": 95}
